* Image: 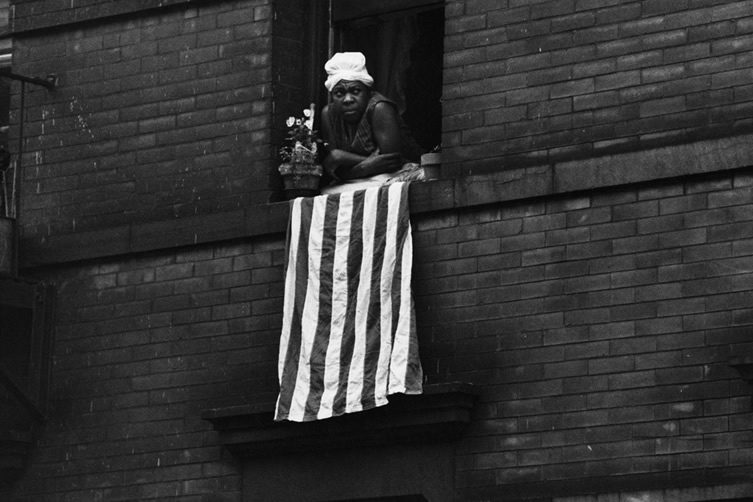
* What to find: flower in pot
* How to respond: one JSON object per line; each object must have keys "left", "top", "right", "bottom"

{"left": 278, "top": 104, "right": 323, "bottom": 199}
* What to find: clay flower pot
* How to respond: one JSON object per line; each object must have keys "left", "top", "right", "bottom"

{"left": 278, "top": 104, "right": 323, "bottom": 199}
{"left": 278, "top": 162, "right": 323, "bottom": 199}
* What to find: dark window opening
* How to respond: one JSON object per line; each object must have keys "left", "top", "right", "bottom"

{"left": 0, "top": 278, "right": 54, "bottom": 423}
{"left": 333, "top": 1, "right": 444, "bottom": 152}
{"left": 0, "top": 303, "right": 33, "bottom": 378}
{"left": 0, "top": 278, "right": 53, "bottom": 490}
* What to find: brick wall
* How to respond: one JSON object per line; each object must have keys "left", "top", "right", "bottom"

{"left": 18, "top": 0, "right": 753, "bottom": 265}
{"left": 11, "top": 237, "right": 286, "bottom": 501}
{"left": 5, "top": 0, "right": 753, "bottom": 500}
{"left": 12, "top": 0, "right": 194, "bottom": 32}
{"left": 442, "top": 0, "right": 753, "bottom": 175}
{"left": 11, "top": 0, "right": 276, "bottom": 248}
{"left": 8, "top": 166, "right": 753, "bottom": 500}
{"left": 411, "top": 168, "right": 753, "bottom": 498}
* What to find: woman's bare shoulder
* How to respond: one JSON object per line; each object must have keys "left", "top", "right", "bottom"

{"left": 370, "top": 100, "right": 400, "bottom": 124}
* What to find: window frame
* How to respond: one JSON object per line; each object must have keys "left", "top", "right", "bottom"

{"left": 332, "top": 0, "right": 442, "bottom": 23}
{"left": 328, "top": 0, "right": 445, "bottom": 154}
{"left": 0, "top": 277, "right": 54, "bottom": 421}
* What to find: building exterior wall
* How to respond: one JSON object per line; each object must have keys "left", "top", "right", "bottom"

{"left": 414, "top": 170, "right": 753, "bottom": 498}
{"left": 442, "top": 0, "right": 753, "bottom": 175}
{"left": 8, "top": 167, "right": 753, "bottom": 500}
{"left": 3, "top": 0, "right": 753, "bottom": 501}
{"left": 12, "top": 238, "right": 284, "bottom": 501}
{"left": 12, "top": 0, "right": 276, "bottom": 251}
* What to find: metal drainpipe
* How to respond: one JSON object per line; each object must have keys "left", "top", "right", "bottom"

{"left": 15, "top": 79, "right": 24, "bottom": 220}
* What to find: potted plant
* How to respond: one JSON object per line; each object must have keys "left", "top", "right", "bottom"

{"left": 278, "top": 104, "right": 323, "bottom": 199}
{"left": 0, "top": 144, "right": 15, "bottom": 277}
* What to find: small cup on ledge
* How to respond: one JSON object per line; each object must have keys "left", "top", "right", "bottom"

{"left": 420, "top": 152, "right": 441, "bottom": 180}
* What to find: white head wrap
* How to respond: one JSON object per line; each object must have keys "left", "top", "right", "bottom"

{"left": 324, "top": 52, "right": 374, "bottom": 92}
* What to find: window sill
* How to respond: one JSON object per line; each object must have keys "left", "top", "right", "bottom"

{"left": 20, "top": 132, "right": 753, "bottom": 268}
{"left": 201, "top": 382, "right": 477, "bottom": 458}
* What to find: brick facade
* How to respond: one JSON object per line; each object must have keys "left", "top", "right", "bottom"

{"left": 13, "top": 0, "right": 276, "bottom": 249}
{"left": 442, "top": 0, "right": 753, "bottom": 175}
{"left": 7, "top": 165, "right": 753, "bottom": 500}
{"left": 413, "top": 170, "right": 753, "bottom": 497}
{"left": 3, "top": 0, "right": 753, "bottom": 500}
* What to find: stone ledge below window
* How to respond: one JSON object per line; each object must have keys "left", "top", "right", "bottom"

{"left": 201, "top": 382, "right": 477, "bottom": 458}
{"left": 21, "top": 132, "right": 753, "bottom": 268}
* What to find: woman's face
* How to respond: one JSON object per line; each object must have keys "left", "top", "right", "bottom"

{"left": 330, "top": 80, "right": 371, "bottom": 124}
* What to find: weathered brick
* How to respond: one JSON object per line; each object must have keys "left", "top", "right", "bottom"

{"left": 595, "top": 70, "right": 641, "bottom": 91}
{"left": 10, "top": 2, "right": 753, "bottom": 501}
{"left": 550, "top": 78, "right": 595, "bottom": 98}
{"left": 551, "top": 12, "right": 594, "bottom": 33}
{"left": 573, "top": 24, "right": 619, "bottom": 44}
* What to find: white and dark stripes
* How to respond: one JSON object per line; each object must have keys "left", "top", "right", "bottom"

{"left": 275, "top": 182, "right": 423, "bottom": 422}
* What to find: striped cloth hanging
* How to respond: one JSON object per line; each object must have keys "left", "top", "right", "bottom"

{"left": 275, "top": 182, "right": 423, "bottom": 422}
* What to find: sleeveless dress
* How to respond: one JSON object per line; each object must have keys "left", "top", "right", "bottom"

{"left": 322, "top": 92, "right": 425, "bottom": 194}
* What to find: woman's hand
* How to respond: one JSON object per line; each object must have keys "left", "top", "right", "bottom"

{"left": 324, "top": 150, "right": 403, "bottom": 180}
{"left": 326, "top": 148, "right": 352, "bottom": 167}
{"left": 350, "top": 152, "right": 402, "bottom": 178}
{"left": 323, "top": 148, "right": 365, "bottom": 179}
{"left": 319, "top": 101, "right": 407, "bottom": 182}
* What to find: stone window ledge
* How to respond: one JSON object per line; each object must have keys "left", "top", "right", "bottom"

{"left": 201, "top": 382, "right": 477, "bottom": 458}
{"left": 21, "top": 133, "right": 753, "bottom": 268}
